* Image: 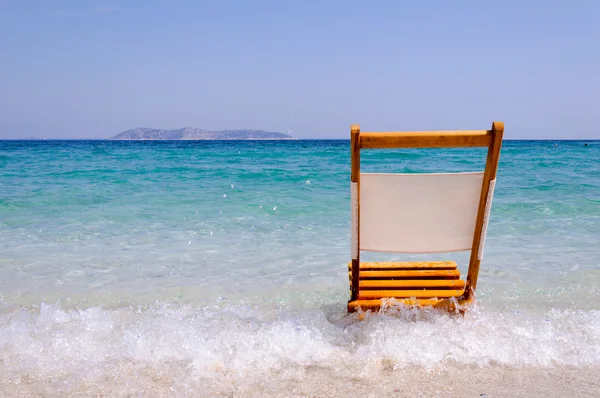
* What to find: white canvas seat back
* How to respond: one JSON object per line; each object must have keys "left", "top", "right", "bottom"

{"left": 359, "top": 172, "right": 484, "bottom": 253}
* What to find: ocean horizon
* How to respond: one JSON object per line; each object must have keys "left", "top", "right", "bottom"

{"left": 2, "top": 138, "right": 599, "bottom": 141}
{"left": 1, "top": 139, "right": 599, "bottom": 396}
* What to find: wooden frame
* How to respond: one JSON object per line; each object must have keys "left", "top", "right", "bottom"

{"left": 350, "top": 125, "right": 360, "bottom": 302}
{"left": 349, "top": 122, "right": 504, "bottom": 311}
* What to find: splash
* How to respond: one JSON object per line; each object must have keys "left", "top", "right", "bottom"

{"left": 1, "top": 301, "right": 599, "bottom": 395}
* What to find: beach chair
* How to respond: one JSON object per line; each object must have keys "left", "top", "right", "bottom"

{"left": 348, "top": 122, "right": 504, "bottom": 312}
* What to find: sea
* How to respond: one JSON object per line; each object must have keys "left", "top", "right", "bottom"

{"left": 1, "top": 140, "right": 599, "bottom": 397}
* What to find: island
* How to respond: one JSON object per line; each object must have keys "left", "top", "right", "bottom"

{"left": 110, "top": 127, "right": 293, "bottom": 140}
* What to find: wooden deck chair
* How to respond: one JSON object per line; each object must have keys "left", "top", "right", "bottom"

{"left": 348, "top": 122, "right": 504, "bottom": 312}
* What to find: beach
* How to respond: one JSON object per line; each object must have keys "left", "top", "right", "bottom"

{"left": 1, "top": 139, "right": 599, "bottom": 397}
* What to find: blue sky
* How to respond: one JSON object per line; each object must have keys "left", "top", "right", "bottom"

{"left": 1, "top": 0, "right": 599, "bottom": 139}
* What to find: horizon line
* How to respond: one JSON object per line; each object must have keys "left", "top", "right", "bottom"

{"left": 1, "top": 138, "right": 599, "bottom": 142}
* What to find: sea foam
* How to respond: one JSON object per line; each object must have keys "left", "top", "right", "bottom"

{"left": 2, "top": 301, "right": 599, "bottom": 391}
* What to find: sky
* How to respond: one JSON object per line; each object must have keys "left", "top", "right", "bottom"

{"left": 1, "top": 0, "right": 599, "bottom": 139}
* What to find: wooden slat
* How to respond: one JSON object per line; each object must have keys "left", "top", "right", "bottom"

{"left": 359, "top": 130, "right": 492, "bottom": 149}
{"left": 350, "top": 298, "right": 441, "bottom": 309}
{"left": 350, "top": 125, "right": 360, "bottom": 182}
{"left": 348, "top": 297, "right": 472, "bottom": 312}
{"left": 350, "top": 124, "right": 361, "bottom": 301}
{"left": 359, "top": 279, "right": 465, "bottom": 289}
{"left": 349, "top": 269, "right": 460, "bottom": 279}
{"left": 348, "top": 261, "right": 457, "bottom": 270}
{"left": 358, "top": 289, "right": 465, "bottom": 299}
{"left": 465, "top": 121, "right": 504, "bottom": 299}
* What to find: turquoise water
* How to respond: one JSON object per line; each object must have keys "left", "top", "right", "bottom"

{"left": 1, "top": 140, "right": 600, "bottom": 395}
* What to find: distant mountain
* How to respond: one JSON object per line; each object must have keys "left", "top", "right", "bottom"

{"left": 110, "top": 127, "right": 293, "bottom": 140}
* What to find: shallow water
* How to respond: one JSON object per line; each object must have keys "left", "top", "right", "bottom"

{"left": 1, "top": 140, "right": 599, "bottom": 396}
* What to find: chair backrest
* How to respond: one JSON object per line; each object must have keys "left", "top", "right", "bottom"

{"left": 350, "top": 122, "right": 504, "bottom": 301}
{"left": 360, "top": 172, "right": 484, "bottom": 253}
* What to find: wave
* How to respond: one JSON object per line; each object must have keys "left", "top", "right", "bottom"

{"left": 1, "top": 301, "right": 599, "bottom": 395}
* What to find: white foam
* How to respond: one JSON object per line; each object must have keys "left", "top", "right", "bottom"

{"left": 1, "top": 301, "right": 599, "bottom": 391}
